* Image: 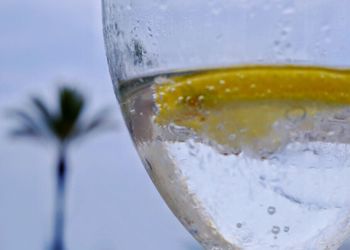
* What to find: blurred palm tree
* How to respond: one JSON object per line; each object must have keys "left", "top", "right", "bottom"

{"left": 8, "top": 86, "right": 115, "bottom": 250}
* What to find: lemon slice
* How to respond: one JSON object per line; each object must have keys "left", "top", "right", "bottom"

{"left": 154, "top": 66, "right": 350, "bottom": 152}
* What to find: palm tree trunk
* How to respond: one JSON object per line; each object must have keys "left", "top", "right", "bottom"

{"left": 51, "top": 148, "right": 67, "bottom": 250}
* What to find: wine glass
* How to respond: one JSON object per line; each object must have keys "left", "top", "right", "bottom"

{"left": 102, "top": 1, "right": 350, "bottom": 249}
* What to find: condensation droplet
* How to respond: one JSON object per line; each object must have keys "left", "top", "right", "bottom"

{"left": 274, "top": 40, "right": 281, "bottom": 46}
{"left": 272, "top": 226, "right": 280, "bottom": 234}
{"left": 126, "top": 4, "right": 132, "bottom": 10}
{"left": 212, "top": 8, "right": 222, "bottom": 16}
{"left": 159, "top": 4, "right": 168, "bottom": 11}
{"left": 282, "top": 7, "right": 295, "bottom": 15}
{"left": 267, "top": 206, "right": 276, "bottom": 215}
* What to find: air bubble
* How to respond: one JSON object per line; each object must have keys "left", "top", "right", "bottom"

{"left": 198, "top": 95, "right": 205, "bottom": 101}
{"left": 284, "top": 226, "right": 290, "bottom": 232}
{"left": 207, "top": 86, "right": 215, "bottom": 91}
{"left": 286, "top": 107, "right": 306, "bottom": 123}
{"left": 155, "top": 77, "right": 169, "bottom": 84}
{"left": 229, "top": 134, "right": 236, "bottom": 141}
{"left": 236, "top": 223, "right": 242, "bottom": 228}
{"left": 217, "top": 124, "right": 225, "bottom": 131}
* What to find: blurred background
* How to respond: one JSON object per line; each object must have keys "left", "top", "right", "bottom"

{"left": 1, "top": 1, "right": 350, "bottom": 250}
{"left": 0, "top": 1, "right": 201, "bottom": 249}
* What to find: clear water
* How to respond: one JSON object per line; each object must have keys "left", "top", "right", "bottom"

{"left": 119, "top": 71, "right": 350, "bottom": 250}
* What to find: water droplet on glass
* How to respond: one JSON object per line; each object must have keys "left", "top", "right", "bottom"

{"left": 321, "top": 25, "right": 330, "bottom": 32}
{"left": 216, "top": 33, "right": 223, "bottom": 40}
{"left": 282, "top": 7, "right": 295, "bottom": 15}
{"left": 159, "top": 4, "right": 168, "bottom": 11}
{"left": 272, "top": 226, "right": 280, "bottom": 234}
{"left": 267, "top": 206, "right": 276, "bottom": 215}
{"left": 126, "top": 4, "right": 132, "bottom": 10}
{"left": 274, "top": 40, "right": 281, "bottom": 46}
{"left": 212, "top": 8, "right": 222, "bottom": 15}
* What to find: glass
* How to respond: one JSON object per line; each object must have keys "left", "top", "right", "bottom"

{"left": 102, "top": 1, "right": 350, "bottom": 249}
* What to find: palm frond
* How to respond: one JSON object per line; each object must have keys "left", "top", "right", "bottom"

{"left": 59, "top": 87, "right": 85, "bottom": 124}
{"left": 6, "top": 109, "right": 44, "bottom": 139}
{"left": 31, "top": 96, "right": 53, "bottom": 125}
{"left": 9, "top": 126, "right": 43, "bottom": 139}
{"left": 72, "top": 107, "right": 117, "bottom": 140}
{"left": 6, "top": 109, "right": 43, "bottom": 136}
{"left": 7, "top": 85, "right": 115, "bottom": 146}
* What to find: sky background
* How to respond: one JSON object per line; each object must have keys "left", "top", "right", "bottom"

{"left": 0, "top": 1, "right": 201, "bottom": 249}
{"left": 1, "top": 1, "right": 350, "bottom": 250}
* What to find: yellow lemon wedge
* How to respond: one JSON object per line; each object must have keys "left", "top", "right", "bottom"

{"left": 154, "top": 66, "right": 350, "bottom": 153}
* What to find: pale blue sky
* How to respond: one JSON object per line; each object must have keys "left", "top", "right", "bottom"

{"left": 0, "top": 1, "right": 200, "bottom": 249}
{"left": 2, "top": 1, "right": 350, "bottom": 250}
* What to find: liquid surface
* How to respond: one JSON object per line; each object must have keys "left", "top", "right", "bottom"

{"left": 120, "top": 66, "right": 350, "bottom": 250}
